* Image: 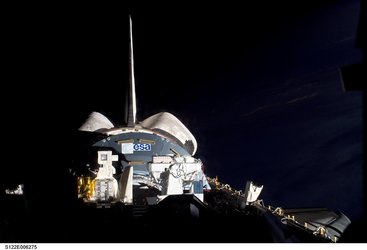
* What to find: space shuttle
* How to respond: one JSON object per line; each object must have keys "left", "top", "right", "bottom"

{"left": 2, "top": 15, "right": 353, "bottom": 243}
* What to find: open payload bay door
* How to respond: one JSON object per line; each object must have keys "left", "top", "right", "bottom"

{"left": 141, "top": 112, "right": 197, "bottom": 155}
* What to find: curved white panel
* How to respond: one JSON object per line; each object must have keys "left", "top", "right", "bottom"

{"left": 79, "top": 112, "right": 114, "bottom": 132}
{"left": 141, "top": 112, "right": 197, "bottom": 155}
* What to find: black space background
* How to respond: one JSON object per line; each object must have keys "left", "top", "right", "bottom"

{"left": 1, "top": 0, "right": 366, "bottom": 241}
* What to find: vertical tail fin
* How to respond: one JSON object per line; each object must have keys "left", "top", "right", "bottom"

{"left": 125, "top": 14, "right": 137, "bottom": 126}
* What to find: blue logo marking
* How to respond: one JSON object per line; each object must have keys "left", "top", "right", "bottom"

{"left": 133, "top": 143, "right": 151, "bottom": 151}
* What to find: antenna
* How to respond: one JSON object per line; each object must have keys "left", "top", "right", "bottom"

{"left": 125, "top": 14, "right": 137, "bottom": 126}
